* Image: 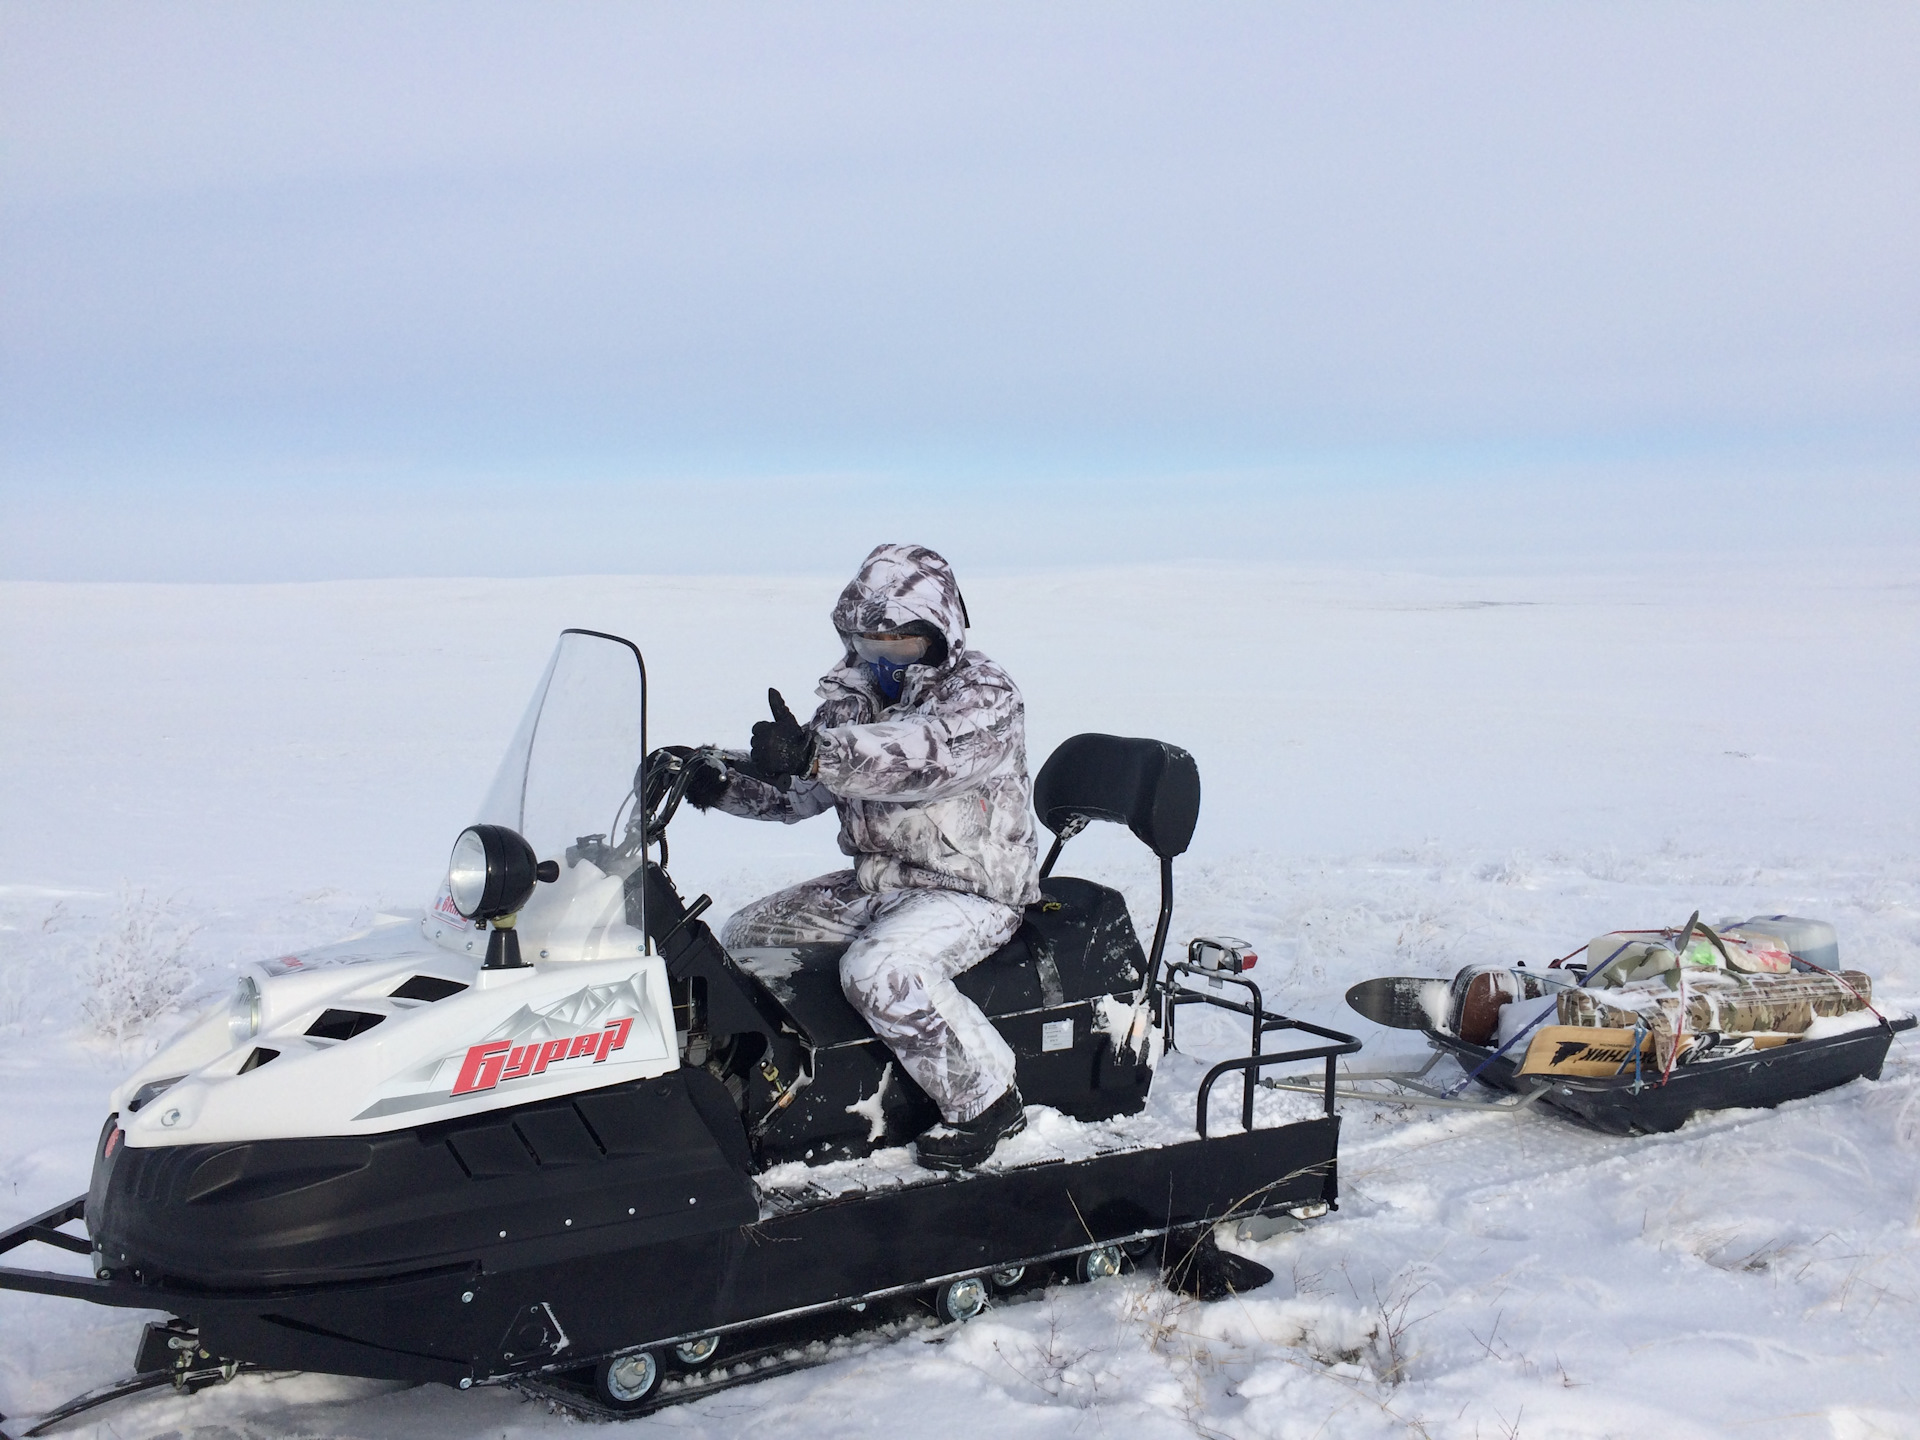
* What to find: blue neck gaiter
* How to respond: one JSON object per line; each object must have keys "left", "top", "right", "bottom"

{"left": 867, "top": 657, "right": 906, "bottom": 701}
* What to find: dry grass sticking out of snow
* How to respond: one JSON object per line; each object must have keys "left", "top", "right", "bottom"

{"left": 75, "top": 884, "right": 199, "bottom": 1043}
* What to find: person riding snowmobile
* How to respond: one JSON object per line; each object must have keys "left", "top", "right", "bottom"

{"left": 683, "top": 543, "right": 1041, "bottom": 1171}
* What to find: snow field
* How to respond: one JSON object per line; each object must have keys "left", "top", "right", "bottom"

{"left": 1, "top": 558, "right": 1917, "bottom": 1437}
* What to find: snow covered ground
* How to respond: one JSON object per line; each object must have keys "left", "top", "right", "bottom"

{"left": 2, "top": 558, "right": 1917, "bottom": 1438}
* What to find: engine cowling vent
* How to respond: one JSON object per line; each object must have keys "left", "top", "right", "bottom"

{"left": 305, "top": 1009, "right": 386, "bottom": 1042}
{"left": 389, "top": 975, "right": 468, "bottom": 1003}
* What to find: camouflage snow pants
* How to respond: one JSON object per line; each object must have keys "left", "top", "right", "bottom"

{"left": 720, "top": 871, "right": 1020, "bottom": 1124}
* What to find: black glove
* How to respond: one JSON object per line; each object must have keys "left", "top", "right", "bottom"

{"left": 749, "top": 688, "right": 816, "bottom": 792}
{"left": 660, "top": 745, "right": 731, "bottom": 810}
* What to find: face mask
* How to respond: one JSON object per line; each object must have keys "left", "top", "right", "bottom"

{"left": 867, "top": 657, "right": 907, "bottom": 701}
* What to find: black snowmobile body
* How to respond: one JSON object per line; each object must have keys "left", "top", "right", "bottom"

{"left": 0, "top": 631, "right": 1357, "bottom": 1428}
{"left": 13, "top": 1090, "right": 1339, "bottom": 1394}
{"left": 1428, "top": 1016, "right": 1913, "bottom": 1135}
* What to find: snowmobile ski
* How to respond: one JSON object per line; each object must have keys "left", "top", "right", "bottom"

{"left": 12, "top": 1364, "right": 250, "bottom": 1439}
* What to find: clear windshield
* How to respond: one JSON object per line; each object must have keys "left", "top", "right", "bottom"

{"left": 425, "top": 630, "right": 650, "bottom": 962}
{"left": 476, "top": 629, "right": 648, "bottom": 860}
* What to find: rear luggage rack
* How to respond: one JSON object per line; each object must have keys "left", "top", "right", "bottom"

{"left": 1161, "top": 961, "right": 1361, "bottom": 1136}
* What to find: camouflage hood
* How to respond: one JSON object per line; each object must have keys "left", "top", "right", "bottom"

{"left": 830, "top": 544, "right": 969, "bottom": 665}
{"left": 711, "top": 543, "right": 1041, "bottom": 908}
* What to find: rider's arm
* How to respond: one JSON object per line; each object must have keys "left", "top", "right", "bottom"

{"left": 813, "top": 670, "right": 1022, "bottom": 803}
{"left": 703, "top": 754, "right": 837, "bottom": 823}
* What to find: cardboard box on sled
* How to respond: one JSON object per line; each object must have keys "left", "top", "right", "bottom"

{"left": 1517, "top": 1026, "right": 1794, "bottom": 1078}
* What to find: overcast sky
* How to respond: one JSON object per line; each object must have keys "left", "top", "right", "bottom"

{"left": 4, "top": 2, "right": 1916, "bottom": 578}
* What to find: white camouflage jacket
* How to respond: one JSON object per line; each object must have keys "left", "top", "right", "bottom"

{"left": 711, "top": 544, "right": 1042, "bottom": 910}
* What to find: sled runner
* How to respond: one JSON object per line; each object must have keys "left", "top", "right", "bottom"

{"left": 0, "top": 629, "right": 1356, "bottom": 1431}
{"left": 1272, "top": 921, "right": 1912, "bottom": 1133}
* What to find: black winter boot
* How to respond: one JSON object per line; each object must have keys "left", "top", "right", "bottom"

{"left": 914, "top": 1086, "right": 1027, "bottom": 1172}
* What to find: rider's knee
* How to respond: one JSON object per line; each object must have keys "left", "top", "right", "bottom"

{"left": 839, "top": 944, "right": 900, "bottom": 1013}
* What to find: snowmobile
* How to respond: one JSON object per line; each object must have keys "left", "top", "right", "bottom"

{"left": 0, "top": 628, "right": 1357, "bottom": 1433}
{"left": 1302, "top": 915, "right": 1912, "bottom": 1134}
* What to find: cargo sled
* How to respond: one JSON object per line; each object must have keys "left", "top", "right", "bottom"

{"left": 0, "top": 629, "right": 1355, "bottom": 1433}
{"left": 1310, "top": 916, "right": 1911, "bottom": 1134}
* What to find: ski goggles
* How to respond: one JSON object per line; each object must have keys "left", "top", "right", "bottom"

{"left": 846, "top": 631, "right": 930, "bottom": 666}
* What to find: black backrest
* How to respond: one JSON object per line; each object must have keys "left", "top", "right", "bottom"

{"left": 1033, "top": 734, "right": 1200, "bottom": 859}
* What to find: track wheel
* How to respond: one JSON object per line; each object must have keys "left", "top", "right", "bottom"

{"left": 989, "top": 1265, "right": 1027, "bottom": 1288}
{"left": 937, "top": 1276, "right": 990, "bottom": 1323}
{"left": 673, "top": 1334, "right": 720, "bottom": 1368}
{"left": 593, "top": 1349, "right": 661, "bottom": 1408}
{"left": 1076, "top": 1245, "right": 1124, "bottom": 1284}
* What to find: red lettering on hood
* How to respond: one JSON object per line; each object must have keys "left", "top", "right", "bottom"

{"left": 451, "top": 1041, "right": 511, "bottom": 1095}
{"left": 448, "top": 1019, "right": 638, "bottom": 1097}
{"left": 595, "top": 1017, "right": 633, "bottom": 1062}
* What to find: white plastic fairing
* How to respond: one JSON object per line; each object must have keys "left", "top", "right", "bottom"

{"left": 515, "top": 854, "right": 647, "bottom": 963}
{"left": 114, "top": 918, "right": 677, "bottom": 1147}
{"left": 423, "top": 878, "right": 482, "bottom": 955}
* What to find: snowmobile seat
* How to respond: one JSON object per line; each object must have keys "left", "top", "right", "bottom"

{"left": 731, "top": 865, "right": 1159, "bottom": 1163}
{"left": 956, "top": 875, "right": 1148, "bottom": 1012}
{"left": 737, "top": 874, "right": 1150, "bottom": 1044}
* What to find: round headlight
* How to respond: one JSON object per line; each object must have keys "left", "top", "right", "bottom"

{"left": 227, "top": 976, "right": 261, "bottom": 1045}
{"left": 446, "top": 824, "right": 541, "bottom": 922}
{"left": 448, "top": 828, "right": 491, "bottom": 917}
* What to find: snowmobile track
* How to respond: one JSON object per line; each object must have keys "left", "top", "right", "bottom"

{"left": 512, "top": 1312, "right": 943, "bottom": 1422}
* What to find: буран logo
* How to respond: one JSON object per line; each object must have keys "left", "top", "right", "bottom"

{"left": 451, "top": 1019, "right": 634, "bottom": 1095}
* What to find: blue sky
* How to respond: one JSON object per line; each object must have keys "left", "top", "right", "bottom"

{"left": 4, "top": 3, "right": 1916, "bottom": 578}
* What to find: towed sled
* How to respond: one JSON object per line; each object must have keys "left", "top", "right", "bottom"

{"left": 1312, "top": 917, "right": 1912, "bottom": 1134}
{"left": 0, "top": 629, "right": 1355, "bottom": 1432}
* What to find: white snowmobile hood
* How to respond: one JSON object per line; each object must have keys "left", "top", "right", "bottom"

{"left": 830, "top": 544, "right": 969, "bottom": 665}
